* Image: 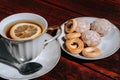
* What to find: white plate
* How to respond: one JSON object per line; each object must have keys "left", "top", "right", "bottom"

{"left": 57, "top": 17, "right": 120, "bottom": 60}
{"left": 0, "top": 33, "right": 61, "bottom": 80}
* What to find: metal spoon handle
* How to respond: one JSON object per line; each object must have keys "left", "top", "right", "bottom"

{"left": 0, "top": 56, "right": 20, "bottom": 69}
{"left": 0, "top": 56, "right": 43, "bottom": 75}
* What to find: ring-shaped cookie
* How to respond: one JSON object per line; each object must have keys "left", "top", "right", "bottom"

{"left": 64, "top": 32, "right": 81, "bottom": 39}
{"left": 65, "top": 38, "right": 84, "bottom": 54}
{"left": 65, "top": 19, "right": 77, "bottom": 33}
{"left": 82, "top": 47, "right": 100, "bottom": 58}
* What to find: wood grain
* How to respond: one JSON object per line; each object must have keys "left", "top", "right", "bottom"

{"left": 0, "top": 0, "right": 119, "bottom": 80}
{"left": 35, "top": 57, "right": 113, "bottom": 80}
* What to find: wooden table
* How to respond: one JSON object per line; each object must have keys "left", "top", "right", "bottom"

{"left": 0, "top": 0, "right": 120, "bottom": 80}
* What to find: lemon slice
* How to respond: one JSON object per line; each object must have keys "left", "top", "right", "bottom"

{"left": 10, "top": 22, "right": 42, "bottom": 40}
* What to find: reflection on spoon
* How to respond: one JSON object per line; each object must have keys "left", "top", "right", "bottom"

{"left": 0, "top": 57, "right": 42, "bottom": 75}
{"left": 18, "top": 62, "right": 42, "bottom": 75}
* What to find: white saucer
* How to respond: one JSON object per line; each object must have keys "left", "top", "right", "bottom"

{"left": 57, "top": 17, "right": 120, "bottom": 60}
{"left": 0, "top": 33, "right": 61, "bottom": 80}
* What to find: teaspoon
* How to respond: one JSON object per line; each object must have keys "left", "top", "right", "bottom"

{"left": 0, "top": 56, "right": 42, "bottom": 75}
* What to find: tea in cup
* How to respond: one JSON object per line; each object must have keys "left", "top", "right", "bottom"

{"left": 4, "top": 21, "right": 43, "bottom": 40}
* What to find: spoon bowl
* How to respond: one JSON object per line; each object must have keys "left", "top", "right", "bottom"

{"left": 0, "top": 57, "right": 42, "bottom": 75}
{"left": 19, "top": 62, "right": 42, "bottom": 75}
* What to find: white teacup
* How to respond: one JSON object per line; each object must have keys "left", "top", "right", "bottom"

{"left": 0, "top": 13, "right": 61, "bottom": 62}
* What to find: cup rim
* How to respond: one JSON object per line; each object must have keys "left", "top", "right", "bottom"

{"left": 0, "top": 12, "right": 48, "bottom": 42}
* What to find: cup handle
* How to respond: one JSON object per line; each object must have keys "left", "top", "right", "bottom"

{"left": 44, "top": 25, "right": 61, "bottom": 45}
